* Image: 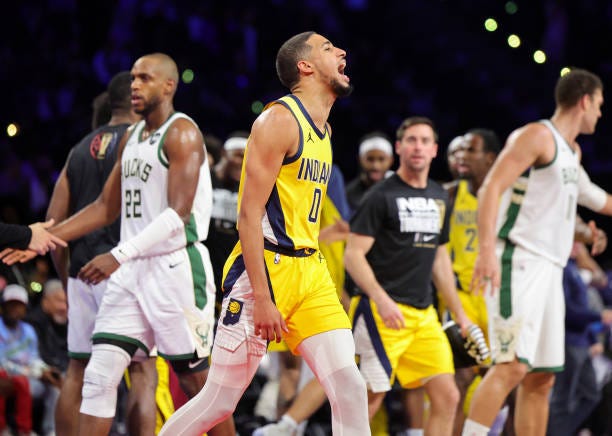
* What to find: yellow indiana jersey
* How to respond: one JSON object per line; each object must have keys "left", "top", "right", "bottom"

{"left": 448, "top": 180, "right": 479, "bottom": 292}
{"left": 237, "top": 94, "right": 333, "bottom": 251}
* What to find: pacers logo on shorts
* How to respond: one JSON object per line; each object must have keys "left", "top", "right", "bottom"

{"left": 222, "top": 298, "right": 244, "bottom": 326}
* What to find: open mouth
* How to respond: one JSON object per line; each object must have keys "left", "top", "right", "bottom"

{"left": 338, "top": 63, "right": 350, "bottom": 82}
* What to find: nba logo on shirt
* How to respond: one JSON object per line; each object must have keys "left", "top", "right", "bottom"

{"left": 222, "top": 298, "right": 244, "bottom": 325}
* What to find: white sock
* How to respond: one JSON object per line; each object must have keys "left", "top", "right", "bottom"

{"left": 462, "top": 419, "right": 490, "bottom": 436}
{"left": 280, "top": 414, "right": 298, "bottom": 429}
{"left": 405, "top": 429, "right": 424, "bottom": 436}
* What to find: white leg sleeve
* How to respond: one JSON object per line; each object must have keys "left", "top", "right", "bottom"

{"left": 462, "top": 419, "right": 490, "bottom": 436}
{"left": 296, "top": 359, "right": 315, "bottom": 435}
{"left": 80, "top": 344, "right": 131, "bottom": 418}
{"left": 297, "top": 329, "right": 370, "bottom": 436}
{"left": 158, "top": 341, "right": 262, "bottom": 436}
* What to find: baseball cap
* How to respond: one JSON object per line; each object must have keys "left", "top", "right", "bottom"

{"left": 2, "top": 284, "right": 28, "bottom": 305}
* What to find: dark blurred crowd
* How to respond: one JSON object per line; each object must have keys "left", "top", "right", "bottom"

{"left": 3, "top": 1, "right": 612, "bottom": 227}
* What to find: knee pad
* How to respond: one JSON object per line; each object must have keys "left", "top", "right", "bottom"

{"left": 80, "top": 344, "right": 131, "bottom": 418}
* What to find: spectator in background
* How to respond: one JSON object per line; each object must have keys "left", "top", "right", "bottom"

{"left": 345, "top": 132, "right": 394, "bottom": 213}
{"left": 443, "top": 135, "right": 466, "bottom": 188}
{"left": 25, "top": 279, "right": 68, "bottom": 436}
{"left": 204, "top": 133, "right": 223, "bottom": 170}
{"left": 0, "top": 284, "right": 61, "bottom": 436}
{"left": 547, "top": 241, "right": 612, "bottom": 435}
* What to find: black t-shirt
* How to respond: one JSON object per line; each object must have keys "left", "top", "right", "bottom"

{"left": 25, "top": 306, "right": 68, "bottom": 371}
{"left": 66, "top": 123, "right": 129, "bottom": 277}
{"left": 349, "top": 173, "right": 450, "bottom": 308}
{"left": 345, "top": 176, "right": 369, "bottom": 215}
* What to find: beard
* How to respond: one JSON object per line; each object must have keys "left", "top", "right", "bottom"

{"left": 331, "top": 78, "right": 353, "bottom": 98}
{"left": 52, "top": 313, "right": 68, "bottom": 325}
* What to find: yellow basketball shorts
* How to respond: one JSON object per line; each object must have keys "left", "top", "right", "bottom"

{"left": 351, "top": 296, "right": 454, "bottom": 392}
{"left": 219, "top": 248, "right": 350, "bottom": 354}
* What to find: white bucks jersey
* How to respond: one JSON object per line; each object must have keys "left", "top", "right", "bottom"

{"left": 496, "top": 119, "right": 579, "bottom": 266}
{"left": 120, "top": 112, "right": 212, "bottom": 255}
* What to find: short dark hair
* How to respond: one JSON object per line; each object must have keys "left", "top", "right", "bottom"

{"left": 467, "top": 128, "right": 501, "bottom": 155}
{"left": 396, "top": 116, "right": 438, "bottom": 142}
{"left": 555, "top": 68, "right": 603, "bottom": 109}
{"left": 91, "top": 91, "right": 111, "bottom": 130}
{"left": 107, "top": 71, "right": 132, "bottom": 112}
{"left": 276, "top": 31, "right": 315, "bottom": 90}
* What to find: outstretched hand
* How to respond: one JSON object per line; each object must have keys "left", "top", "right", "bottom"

{"left": 28, "top": 219, "right": 67, "bottom": 254}
{"left": 588, "top": 220, "right": 608, "bottom": 256}
{"left": 0, "top": 248, "right": 37, "bottom": 265}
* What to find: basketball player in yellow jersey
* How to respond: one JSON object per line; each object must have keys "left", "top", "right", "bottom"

{"left": 158, "top": 32, "right": 370, "bottom": 436}
{"left": 445, "top": 129, "right": 501, "bottom": 436}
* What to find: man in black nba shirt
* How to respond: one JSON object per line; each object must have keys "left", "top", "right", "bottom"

{"left": 346, "top": 116, "right": 472, "bottom": 435}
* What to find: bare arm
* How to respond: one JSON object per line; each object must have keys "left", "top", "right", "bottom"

{"left": 597, "top": 196, "right": 612, "bottom": 216}
{"left": 164, "top": 118, "right": 205, "bottom": 222}
{"left": 52, "top": 133, "right": 128, "bottom": 242}
{"left": 432, "top": 244, "right": 470, "bottom": 330}
{"left": 472, "top": 123, "right": 552, "bottom": 294}
{"left": 46, "top": 164, "right": 71, "bottom": 287}
{"left": 344, "top": 232, "right": 404, "bottom": 329}
{"left": 319, "top": 218, "right": 350, "bottom": 243}
{"left": 238, "top": 105, "right": 297, "bottom": 341}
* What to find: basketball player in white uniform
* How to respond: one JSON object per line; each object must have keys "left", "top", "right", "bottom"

{"left": 463, "top": 69, "right": 612, "bottom": 436}
{"left": 48, "top": 53, "right": 234, "bottom": 436}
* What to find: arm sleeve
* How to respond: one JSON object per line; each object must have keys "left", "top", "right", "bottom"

{"left": 577, "top": 165, "right": 607, "bottom": 212}
{"left": 111, "top": 207, "right": 185, "bottom": 263}
{"left": 0, "top": 222, "right": 32, "bottom": 250}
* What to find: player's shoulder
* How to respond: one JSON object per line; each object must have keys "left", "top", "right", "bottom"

{"left": 166, "top": 113, "right": 203, "bottom": 143}
{"left": 256, "top": 101, "right": 297, "bottom": 127}
{"left": 249, "top": 103, "right": 299, "bottom": 149}
{"left": 168, "top": 113, "right": 200, "bottom": 131}
{"left": 509, "top": 121, "right": 553, "bottom": 144}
